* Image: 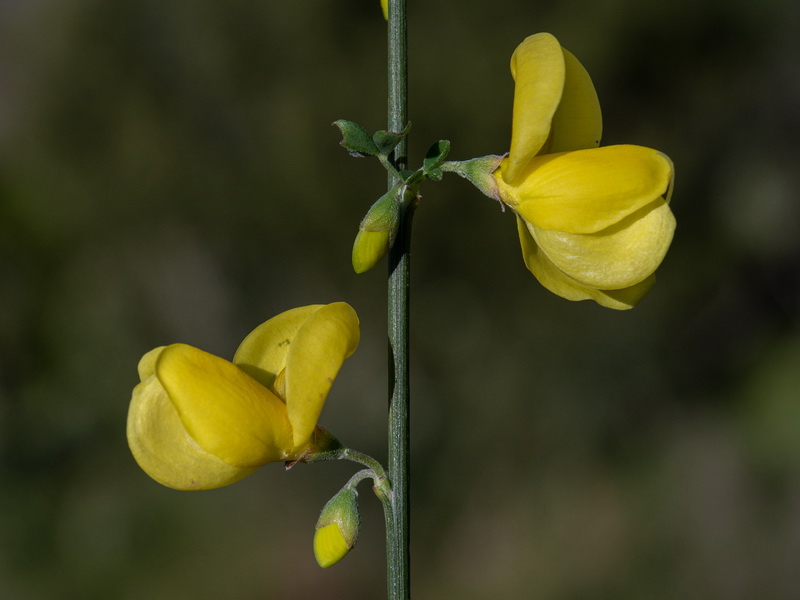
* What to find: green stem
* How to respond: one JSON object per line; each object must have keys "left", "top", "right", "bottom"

{"left": 340, "top": 447, "right": 389, "bottom": 481}
{"left": 305, "top": 447, "right": 393, "bottom": 518}
{"left": 346, "top": 468, "right": 393, "bottom": 518}
{"left": 386, "top": 1, "right": 410, "bottom": 599}
{"left": 345, "top": 468, "right": 380, "bottom": 490}
{"left": 378, "top": 155, "right": 406, "bottom": 182}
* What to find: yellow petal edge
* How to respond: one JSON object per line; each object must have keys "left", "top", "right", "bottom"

{"left": 532, "top": 198, "right": 676, "bottom": 289}
{"left": 234, "top": 303, "right": 360, "bottom": 448}
{"left": 234, "top": 305, "right": 323, "bottom": 389}
{"left": 516, "top": 217, "right": 656, "bottom": 310}
{"left": 505, "top": 33, "right": 565, "bottom": 185}
{"left": 550, "top": 47, "right": 602, "bottom": 153}
{"left": 284, "top": 303, "right": 360, "bottom": 447}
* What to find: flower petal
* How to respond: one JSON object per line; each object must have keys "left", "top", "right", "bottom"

{"left": 352, "top": 229, "right": 391, "bottom": 274}
{"left": 157, "top": 344, "right": 294, "bottom": 467}
{"left": 503, "top": 145, "right": 674, "bottom": 234}
{"left": 136, "top": 345, "right": 164, "bottom": 381}
{"left": 314, "top": 523, "right": 350, "bottom": 568}
{"left": 505, "top": 33, "right": 565, "bottom": 185}
{"left": 233, "top": 305, "right": 324, "bottom": 389}
{"left": 284, "top": 302, "right": 359, "bottom": 448}
{"left": 127, "top": 373, "right": 257, "bottom": 490}
{"left": 550, "top": 47, "right": 602, "bottom": 153}
{"left": 532, "top": 198, "right": 676, "bottom": 289}
{"left": 516, "top": 216, "right": 655, "bottom": 309}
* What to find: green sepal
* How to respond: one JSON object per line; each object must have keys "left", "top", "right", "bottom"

{"left": 372, "top": 122, "right": 411, "bottom": 156}
{"left": 423, "top": 140, "right": 451, "bottom": 180}
{"left": 315, "top": 487, "right": 361, "bottom": 539}
{"left": 333, "top": 119, "right": 379, "bottom": 157}
{"left": 441, "top": 155, "right": 504, "bottom": 200}
{"left": 360, "top": 188, "right": 400, "bottom": 234}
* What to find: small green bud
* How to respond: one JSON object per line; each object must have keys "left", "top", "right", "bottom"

{"left": 352, "top": 190, "right": 400, "bottom": 273}
{"left": 313, "top": 488, "right": 360, "bottom": 568}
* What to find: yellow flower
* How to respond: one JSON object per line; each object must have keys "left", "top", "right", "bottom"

{"left": 126, "top": 303, "right": 360, "bottom": 490}
{"left": 380, "top": 0, "right": 388, "bottom": 20}
{"left": 494, "top": 33, "right": 676, "bottom": 309}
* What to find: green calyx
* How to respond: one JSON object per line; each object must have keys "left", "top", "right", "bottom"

{"left": 441, "top": 155, "right": 504, "bottom": 202}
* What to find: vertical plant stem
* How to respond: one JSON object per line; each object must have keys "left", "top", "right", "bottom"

{"left": 386, "top": 1, "right": 410, "bottom": 599}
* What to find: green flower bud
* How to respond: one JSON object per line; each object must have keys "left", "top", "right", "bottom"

{"left": 313, "top": 487, "right": 360, "bottom": 568}
{"left": 352, "top": 230, "right": 390, "bottom": 274}
{"left": 352, "top": 190, "right": 400, "bottom": 273}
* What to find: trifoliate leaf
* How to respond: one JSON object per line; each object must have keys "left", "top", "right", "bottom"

{"left": 423, "top": 140, "right": 451, "bottom": 179}
{"left": 333, "top": 119, "right": 379, "bottom": 157}
{"left": 372, "top": 122, "right": 411, "bottom": 156}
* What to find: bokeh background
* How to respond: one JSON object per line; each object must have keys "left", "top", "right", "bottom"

{"left": 2, "top": 0, "right": 800, "bottom": 598}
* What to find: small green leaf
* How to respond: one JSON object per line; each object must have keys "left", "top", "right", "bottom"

{"left": 423, "top": 140, "right": 451, "bottom": 176}
{"left": 373, "top": 122, "right": 411, "bottom": 156}
{"left": 333, "top": 119, "right": 379, "bottom": 157}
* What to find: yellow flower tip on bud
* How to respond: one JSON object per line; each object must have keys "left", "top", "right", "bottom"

{"left": 314, "top": 523, "right": 350, "bottom": 568}
{"left": 380, "top": 0, "right": 388, "bottom": 20}
{"left": 352, "top": 229, "right": 391, "bottom": 273}
{"left": 314, "top": 488, "right": 360, "bottom": 568}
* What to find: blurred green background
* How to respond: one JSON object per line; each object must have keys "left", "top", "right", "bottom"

{"left": 2, "top": 0, "right": 800, "bottom": 598}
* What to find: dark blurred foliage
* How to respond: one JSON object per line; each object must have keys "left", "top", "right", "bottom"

{"left": 2, "top": 0, "right": 800, "bottom": 598}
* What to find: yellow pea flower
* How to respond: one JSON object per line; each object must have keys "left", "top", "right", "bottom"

{"left": 126, "top": 302, "right": 359, "bottom": 490}
{"left": 494, "top": 33, "right": 676, "bottom": 309}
